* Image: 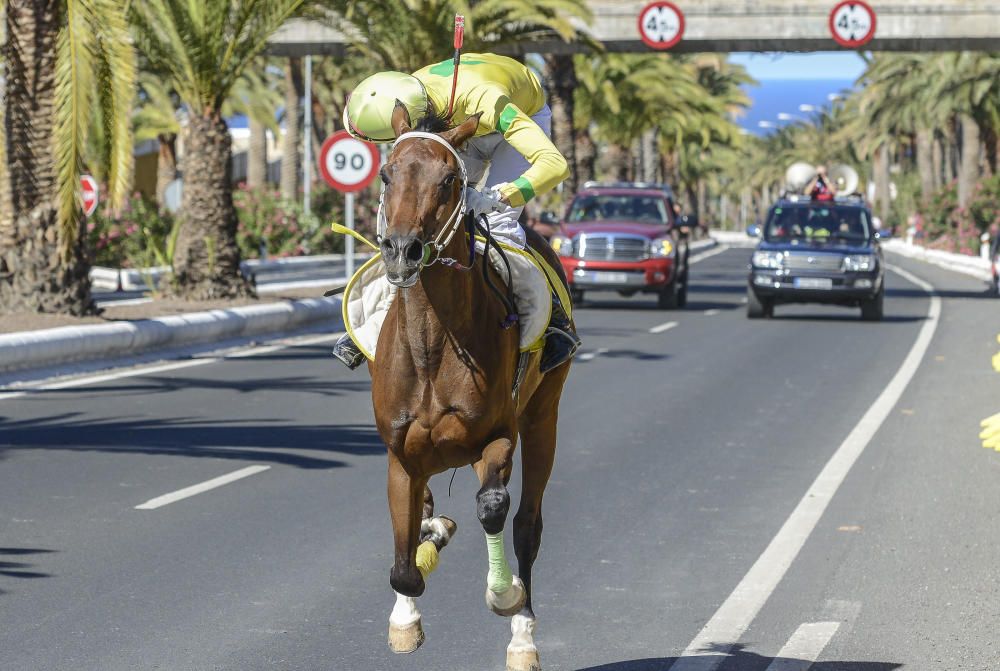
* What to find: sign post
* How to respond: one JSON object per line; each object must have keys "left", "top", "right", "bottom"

{"left": 829, "top": 1, "right": 876, "bottom": 49}
{"left": 318, "top": 130, "right": 380, "bottom": 280}
{"left": 637, "top": 1, "right": 685, "bottom": 51}
{"left": 80, "top": 174, "right": 99, "bottom": 217}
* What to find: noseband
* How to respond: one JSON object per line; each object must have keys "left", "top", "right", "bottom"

{"left": 376, "top": 131, "right": 471, "bottom": 270}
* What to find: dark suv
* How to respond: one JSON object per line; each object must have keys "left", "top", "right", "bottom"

{"left": 747, "top": 196, "right": 884, "bottom": 320}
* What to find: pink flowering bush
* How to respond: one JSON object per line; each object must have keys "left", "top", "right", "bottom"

{"left": 86, "top": 192, "right": 176, "bottom": 268}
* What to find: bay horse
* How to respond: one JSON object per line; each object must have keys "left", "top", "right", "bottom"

{"left": 368, "top": 102, "right": 572, "bottom": 671}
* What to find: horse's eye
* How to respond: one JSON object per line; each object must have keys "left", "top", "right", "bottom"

{"left": 380, "top": 167, "right": 391, "bottom": 185}
{"left": 441, "top": 174, "right": 456, "bottom": 188}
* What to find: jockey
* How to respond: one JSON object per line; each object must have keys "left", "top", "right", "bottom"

{"left": 332, "top": 52, "right": 581, "bottom": 374}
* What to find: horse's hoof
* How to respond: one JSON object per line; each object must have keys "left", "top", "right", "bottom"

{"left": 388, "top": 619, "right": 424, "bottom": 654}
{"left": 486, "top": 575, "right": 527, "bottom": 617}
{"left": 507, "top": 647, "right": 541, "bottom": 671}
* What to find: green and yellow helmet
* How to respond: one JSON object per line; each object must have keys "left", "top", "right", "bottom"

{"left": 344, "top": 72, "right": 429, "bottom": 143}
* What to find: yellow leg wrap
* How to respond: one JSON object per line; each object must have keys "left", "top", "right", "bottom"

{"left": 992, "top": 350, "right": 1000, "bottom": 373}
{"left": 415, "top": 541, "right": 439, "bottom": 580}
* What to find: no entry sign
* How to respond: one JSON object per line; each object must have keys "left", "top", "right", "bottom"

{"left": 638, "top": 1, "right": 685, "bottom": 51}
{"left": 80, "top": 174, "right": 99, "bottom": 217}
{"left": 319, "top": 131, "right": 380, "bottom": 193}
{"left": 829, "top": 1, "right": 876, "bottom": 48}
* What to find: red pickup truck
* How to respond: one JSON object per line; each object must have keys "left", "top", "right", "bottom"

{"left": 550, "top": 182, "right": 690, "bottom": 309}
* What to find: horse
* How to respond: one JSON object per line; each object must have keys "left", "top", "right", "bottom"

{"left": 366, "top": 102, "right": 573, "bottom": 671}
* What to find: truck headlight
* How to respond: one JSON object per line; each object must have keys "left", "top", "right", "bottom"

{"left": 550, "top": 234, "right": 574, "bottom": 257}
{"left": 650, "top": 236, "right": 675, "bottom": 258}
{"left": 843, "top": 254, "right": 875, "bottom": 271}
{"left": 752, "top": 250, "right": 784, "bottom": 269}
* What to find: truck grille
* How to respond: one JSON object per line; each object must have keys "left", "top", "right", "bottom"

{"left": 577, "top": 234, "right": 649, "bottom": 261}
{"left": 784, "top": 252, "right": 843, "bottom": 271}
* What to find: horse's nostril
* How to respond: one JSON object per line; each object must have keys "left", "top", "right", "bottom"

{"left": 404, "top": 239, "right": 424, "bottom": 263}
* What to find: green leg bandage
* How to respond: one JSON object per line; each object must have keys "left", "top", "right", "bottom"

{"left": 485, "top": 532, "right": 514, "bottom": 593}
{"left": 415, "top": 540, "right": 439, "bottom": 580}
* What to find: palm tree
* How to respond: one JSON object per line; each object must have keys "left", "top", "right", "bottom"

{"left": 130, "top": 0, "right": 305, "bottom": 299}
{"left": 134, "top": 73, "right": 181, "bottom": 209}
{"left": 1, "top": 0, "right": 134, "bottom": 315}
{"left": 280, "top": 56, "right": 303, "bottom": 201}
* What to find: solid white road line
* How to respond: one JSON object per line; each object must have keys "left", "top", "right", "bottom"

{"left": 135, "top": 465, "right": 271, "bottom": 510}
{"left": 649, "top": 321, "right": 679, "bottom": 334}
{"left": 0, "top": 331, "right": 344, "bottom": 401}
{"left": 764, "top": 622, "right": 841, "bottom": 671}
{"left": 703, "top": 309, "right": 721, "bottom": 316}
{"left": 669, "top": 266, "right": 940, "bottom": 671}
{"left": 689, "top": 245, "right": 730, "bottom": 265}
{"left": 578, "top": 347, "right": 609, "bottom": 362}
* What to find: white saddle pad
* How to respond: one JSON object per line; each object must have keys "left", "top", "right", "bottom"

{"left": 343, "top": 242, "right": 552, "bottom": 361}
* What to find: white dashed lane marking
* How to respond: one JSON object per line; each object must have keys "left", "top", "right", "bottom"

{"left": 578, "top": 347, "right": 609, "bottom": 362}
{"left": 703, "top": 309, "right": 721, "bottom": 316}
{"left": 764, "top": 622, "right": 841, "bottom": 671}
{"left": 649, "top": 321, "right": 679, "bottom": 334}
{"left": 135, "top": 465, "right": 271, "bottom": 510}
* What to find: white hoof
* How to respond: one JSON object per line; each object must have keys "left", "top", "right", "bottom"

{"left": 506, "top": 647, "right": 541, "bottom": 671}
{"left": 485, "top": 575, "right": 526, "bottom": 617}
{"left": 388, "top": 619, "right": 424, "bottom": 654}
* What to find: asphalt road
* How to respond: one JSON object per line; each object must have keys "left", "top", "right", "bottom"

{"left": 3, "top": 247, "right": 999, "bottom": 671}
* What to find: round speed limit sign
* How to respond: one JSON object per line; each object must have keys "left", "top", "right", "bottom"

{"left": 319, "top": 131, "right": 380, "bottom": 193}
{"left": 829, "top": 0, "right": 876, "bottom": 48}
{"left": 638, "top": 1, "right": 685, "bottom": 50}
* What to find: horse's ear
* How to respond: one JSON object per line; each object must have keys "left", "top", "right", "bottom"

{"left": 441, "top": 113, "right": 481, "bottom": 148}
{"left": 392, "top": 100, "right": 412, "bottom": 138}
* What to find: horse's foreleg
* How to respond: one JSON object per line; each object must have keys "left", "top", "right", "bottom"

{"left": 474, "top": 436, "right": 526, "bottom": 617}
{"left": 387, "top": 454, "right": 430, "bottom": 654}
{"left": 507, "top": 379, "right": 563, "bottom": 671}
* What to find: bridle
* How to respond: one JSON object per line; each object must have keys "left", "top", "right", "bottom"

{"left": 376, "top": 131, "right": 472, "bottom": 270}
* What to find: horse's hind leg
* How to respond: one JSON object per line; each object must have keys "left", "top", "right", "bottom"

{"left": 508, "top": 374, "right": 565, "bottom": 671}
{"left": 474, "top": 436, "right": 526, "bottom": 618}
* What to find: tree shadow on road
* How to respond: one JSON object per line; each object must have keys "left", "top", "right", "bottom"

{"left": 0, "top": 548, "right": 57, "bottom": 593}
{"left": 17, "top": 376, "right": 373, "bottom": 400}
{"left": 576, "top": 644, "right": 901, "bottom": 671}
{"left": 0, "top": 413, "right": 383, "bottom": 468}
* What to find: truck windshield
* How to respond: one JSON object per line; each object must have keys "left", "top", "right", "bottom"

{"left": 765, "top": 205, "right": 870, "bottom": 242}
{"left": 568, "top": 195, "right": 668, "bottom": 225}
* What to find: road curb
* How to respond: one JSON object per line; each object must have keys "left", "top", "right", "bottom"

{"left": 0, "top": 297, "right": 342, "bottom": 375}
{"left": 882, "top": 239, "right": 991, "bottom": 281}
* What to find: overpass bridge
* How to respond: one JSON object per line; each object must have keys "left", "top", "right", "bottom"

{"left": 269, "top": 1, "right": 1000, "bottom": 56}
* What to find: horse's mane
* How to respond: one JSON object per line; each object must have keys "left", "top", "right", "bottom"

{"left": 414, "top": 105, "right": 452, "bottom": 134}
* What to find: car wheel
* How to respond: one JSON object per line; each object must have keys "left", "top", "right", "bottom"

{"left": 570, "top": 288, "right": 585, "bottom": 306}
{"left": 860, "top": 289, "right": 884, "bottom": 321}
{"left": 677, "top": 269, "right": 689, "bottom": 308}
{"left": 657, "top": 281, "right": 680, "bottom": 310}
{"left": 747, "top": 288, "right": 772, "bottom": 319}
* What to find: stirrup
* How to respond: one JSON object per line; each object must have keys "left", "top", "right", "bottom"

{"left": 332, "top": 334, "right": 366, "bottom": 370}
{"left": 539, "top": 326, "right": 581, "bottom": 373}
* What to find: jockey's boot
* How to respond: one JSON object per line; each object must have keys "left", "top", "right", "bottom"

{"left": 331, "top": 333, "right": 366, "bottom": 370}
{"left": 539, "top": 294, "right": 581, "bottom": 374}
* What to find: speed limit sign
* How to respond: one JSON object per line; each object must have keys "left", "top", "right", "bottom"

{"left": 829, "top": 1, "right": 876, "bottom": 48}
{"left": 319, "top": 131, "right": 380, "bottom": 193}
{"left": 638, "top": 1, "right": 685, "bottom": 51}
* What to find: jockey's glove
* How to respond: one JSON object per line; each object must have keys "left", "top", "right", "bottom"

{"left": 466, "top": 187, "right": 505, "bottom": 218}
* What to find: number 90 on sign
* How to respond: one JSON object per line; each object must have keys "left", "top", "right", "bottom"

{"left": 319, "top": 132, "right": 380, "bottom": 192}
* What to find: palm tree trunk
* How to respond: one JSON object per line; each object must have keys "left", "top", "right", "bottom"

{"left": 156, "top": 133, "right": 178, "bottom": 209}
{"left": 575, "top": 130, "right": 596, "bottom": 184}
{"left": 958, "top": 113, "right": 981, "bottom": 208}
{"left": 640, "top": 130, "right": 657, "bottom": 183}
{"left": 697, "top": 178, "right": 708, "bottom": 223}
{"left": 281, "top": 57, "right": 302, "bottom": 201}
{"left": 875, "top": 144, "right": 891, "bottom": 225}
{"left": 543, "top": 54, "right": 578, "bottom": 194}
{"left": 171, "top": 114, "right": 252, "bottom": 300}
{"left": 931, "top": 133, "right": 943, "bottom": 190}
{"left": 983, "top": 127, "right": 998, "bottom": 177}
{"left": 247, "top": 118, "right": 267, "bottom": 188}
{"left": 0, "top": 0, "right": 94, "bottom": 315}
{"left": 915, "top": 128, "right": 934, "bottom": 200}
{"left": 606, "top": 144, "right": 629, "bottom": 182}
